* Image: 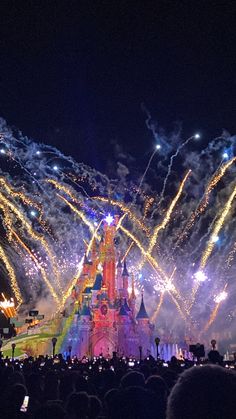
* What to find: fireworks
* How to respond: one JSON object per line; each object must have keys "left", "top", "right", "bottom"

{"left": 214, "top": 290, "right": 228, "bottom": 304}
{"left": 0, "top": 293, "right": 16, "bottom": 318}
{"left": 194, "top": 271, "right": 207, "bottom": 283}
{"left": 0, "top": 118, "right": 236, "bottom": 341}
{"left": 200, "top": 185, "right": 236, "bottom": 269}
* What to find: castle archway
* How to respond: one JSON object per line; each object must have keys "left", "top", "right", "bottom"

{"left": 92, "top": 335, "right": 116, "bottom": 357}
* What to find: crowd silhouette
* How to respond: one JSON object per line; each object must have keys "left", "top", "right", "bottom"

{"left": 0, "top": 351, "right": 236, "bottom": 419}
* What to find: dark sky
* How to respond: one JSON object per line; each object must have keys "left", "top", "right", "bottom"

{"left": 0, "top": 1, "right": 236, "bottom": 172}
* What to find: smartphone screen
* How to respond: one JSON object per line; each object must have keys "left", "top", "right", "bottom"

{"left": 20, "top": 395, "right": 29, "bottom": 412}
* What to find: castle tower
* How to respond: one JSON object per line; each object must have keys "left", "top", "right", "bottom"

{"left": 102, "top": 215, "right": 116, "bottom": 302}
{"left": 122, "top": 259, "right": 129, "bottom": 299}
{"left": 136, "top": 293, "right": 152, "bottom": 357}
{"left": 129, "top": 273, "right": 136, "bottom": 315}
{"left": 91, "top": 273, "right": 102, "bottom": 305}
{"left": 76, "top": 303, "right": 91, "bottom": 358}
{"left": 117, "top": 302, "right": 130, "bottom": 355}
{"left": 116, "top": 257, "right": 123, "bottom": 297}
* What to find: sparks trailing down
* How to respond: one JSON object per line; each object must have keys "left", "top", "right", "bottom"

{"left": 0, "top": 118, "right": 236, "bottom": 353}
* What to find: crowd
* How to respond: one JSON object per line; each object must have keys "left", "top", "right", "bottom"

{"left": 0, "top": 352, "right": 236, "bottom": 419}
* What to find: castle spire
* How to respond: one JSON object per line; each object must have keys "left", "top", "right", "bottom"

{"left": 136, "top": 293, "right": 149, "bottom": 320}
{"left": 129, "top": 273, "right": 136, "bottom": 315}
{"left": 131, "top": 273, "right": 136, "bottom": 299}
{"left": 118, "top": 300, "right": 128, "bottom": 316}
{"left": 116, "top": 256, "right": 123, "bottom": 296}
{"left": 122, "top": 259, "right": 129, "bottom": 299}
{"left": 122, "top": 259, "right": 129, "bottom": 277}
{"left": 117, "top": 257, "right": 122, "bottom": 269}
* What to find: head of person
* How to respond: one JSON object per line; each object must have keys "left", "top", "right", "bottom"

{"left": 34, "top": 402, "right": 66, "bottom": 419}
{"left": 88, "top": 395, "right": 102, "bottom": 419}
{"left": 112, "top": 386, "right": 157, "bottom": 419}
{"left": 167, "top": 364, "right": 236, "bottom": 419}
{"left": 145, "top": 375, "right": 168, "bottom": 398}
{"left": 120, "top": 370, "right": 145, "bottom": 388}
{"left": 66, "top": 391, "right": 89, "bottom": 419}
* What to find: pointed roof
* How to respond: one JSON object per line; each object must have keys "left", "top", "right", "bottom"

{"left": 93, "top": 273, "right": 103, "bottom": 290}
{"left": 118, "top": 304, "right": 128, "bottom": 316}
{"left": 117, "top": 257, "right": 122, "bottom": 268}
{"left": 80, "top": 304, "right": 91, "bottom": 316}
{"left": 83, "top": 287, "right": 92, "bottom": 294}
{"left": 124, "top": 298, "right": 131, "bottom": 312}
{"left": 122, "top": 259, "right": 129, "bottom": 277}
{"left": 136, "top": 294, "right": 149, "bottom": 319}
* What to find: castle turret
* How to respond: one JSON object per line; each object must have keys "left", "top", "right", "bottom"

{"left": 136, "top": 293, "right": 152, "bottom": 357}
{"left": 76, "top": 303, "right": 91, "bottom": 357}
{"left": 136, "top": 293, "right": 149, "bottom": 321}
{"left": 124, "top": 298, "right": 131, "bottom": 313}
{"left": 129, "top": 273, "right": 136, "bottom": 315}
{"left": 116, "top": 257, "right": 123, "bottom": 296}
{"left": 102, "top": 215, "right": 116, "bottom": 302}
{"left": 122, "top": 259, "right": 129, "bottom": 299}
{"left": 91, "top": 273, "right": 102, "bottom": 304}
{"left": 117, "top": 301, "right": 130, "bottom": 356}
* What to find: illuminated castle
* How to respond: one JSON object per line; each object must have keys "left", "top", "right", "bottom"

{"left": 66, "top": 215, "right": 155, "bottom": 358}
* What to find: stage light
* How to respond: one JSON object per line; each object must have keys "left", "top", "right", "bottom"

{"left": 0, "top": 149, "right": 6, "bottom": 154}
{"left": 194, "top": 133, "right": 200, "bottom": 139}
{"left": 222, "top": 152, "right": 229, "bottom": 159}
{"left": 30, "top": 210, "right": 37, "bottom": 217}
{"left": 36, "top": 150, "right": 41, "bottom": 156}
{"left": 53, "top": 165, "right": 59, "bottom": 171}
{"left": 156, "top": 144, "right": 161, "bottom": 150}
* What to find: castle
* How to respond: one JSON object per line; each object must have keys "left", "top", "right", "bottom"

{"left": 66, "top": 214, "right": 155, "bottom": 358}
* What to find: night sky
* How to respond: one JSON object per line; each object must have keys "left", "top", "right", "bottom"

{"left": 0, "top": 1, "right": 236, "bottom": 173}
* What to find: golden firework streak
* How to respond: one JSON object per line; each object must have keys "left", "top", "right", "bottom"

{"left": 176, "top": 157, "right": 236, "bottom": 246}
{"left": 94, "top": 196, "right": 150, "bottom": 234}
{"left": 148, "top": 170, "right": 191, "bottom": 255}
{"left": 151, "top": 292, "right": 164, "bottom": 322}
{"left": 86, "top": 220, "right": 102, "bottom": 256}
{"left": 47, "top": 179, "right": 79, "bottom": 203}
{"left": 151, "top": 267, "right": 177, "bottom": 322}
{"left": 57, "top": 194, "right": 99, "bottom": 239}
{"left": 0, "top": 191, "right": 62, "bottom": 293}
{"left": 122, "top": 242, "right": 134, "bottom": 262}
{"left": 119, "top": 225, "right": 186, "bottom": 319}
{"left": 200, "top": 185, "right": 236, "bottom": 269}
{"left": 138, "top": 170, "right": 191, "bottom": 271}
{"left": 11, "top": 229, "right": 60, "bottom": 306}
{"left": 203, "top": 284, "right": 228, "bottom": 332}
{"left": 0, "top": 243, "right": 22, "bottom": 306}
{"left": 0, "top": 177, "right": 42, "bottom": 213}
{"left": 190, "top": 185, "right": 236, "bottom": 309}
{"left": 61, "top": 257, "right": 84, "bottom": 306}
